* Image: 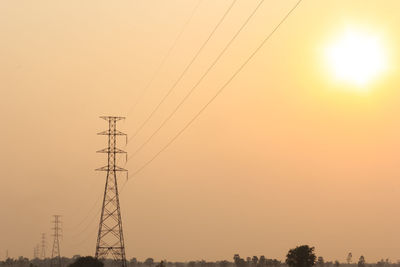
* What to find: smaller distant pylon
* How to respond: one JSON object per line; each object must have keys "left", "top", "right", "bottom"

{"left": 51, "top": 215, "right": 62, "bottom": 267}
{"left": 33, "top": 246, "right": 38, "bottom": 259}
{"left": 33, "top": 244, "right": 40, "bottom": 259}
{"left": 41, "top": 233, "right": 46, "bottom": 259}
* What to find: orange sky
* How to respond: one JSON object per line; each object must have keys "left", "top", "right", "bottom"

{"left": 1, "top": 0, "right": 400, "bottom": 262}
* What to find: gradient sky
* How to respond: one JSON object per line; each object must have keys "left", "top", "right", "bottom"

{"left": 1, "top": 0, "right": 400, "bottom": 263}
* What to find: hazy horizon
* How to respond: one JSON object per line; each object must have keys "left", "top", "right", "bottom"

{"left": 1, "top": 0, "right": 400, "bottom": 262}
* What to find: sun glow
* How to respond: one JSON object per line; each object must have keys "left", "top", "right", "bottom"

{"left": 325, "top": 28, "right": 387, "bottom": 88}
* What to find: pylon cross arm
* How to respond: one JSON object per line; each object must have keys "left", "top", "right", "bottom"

{"left": 97, "top": 130, "right": 126, "bottom": 136}
{"left": 99, "top": 116, "right": 125, "bottom": 121}
{"left": 95, "top": 166, "right": 127, "bottom": 172}
{"left": 97, "top": 148, "right": 127, "bottom": 154}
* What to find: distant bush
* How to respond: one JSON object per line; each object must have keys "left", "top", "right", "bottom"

{"left": 68, "top": 256, "right": 103, "bottom": 267}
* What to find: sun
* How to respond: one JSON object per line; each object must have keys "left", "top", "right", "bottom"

{"left": 325, "top": 28, "right": 387, "bottom": 88}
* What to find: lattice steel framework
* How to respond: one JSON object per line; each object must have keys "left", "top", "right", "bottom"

{"left": 33, "top": 245, "right": 39, "bottom": 259}
{"left": 51, "top": 215, "right": 62, "bottom": 267}
{"left": 95, "top": 116, "right": 127, "bottom": 267}
{"left": 41, "top": 233, "right": 46, "bottom": 259}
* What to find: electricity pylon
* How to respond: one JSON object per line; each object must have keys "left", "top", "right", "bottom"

{"left": 33, "top": 246, "right": 37, "bottom": 259}
{"left": 51, "top": 215, "right": 62, "bottom": 267}
{"left": 34, "top": 244, "right": 39, "bottom": 259}
{"left": 95, "top": 116, "right": 127, "bottom": 267}
{"left": 41, "top": 233, "right": 46, "bottom": 259}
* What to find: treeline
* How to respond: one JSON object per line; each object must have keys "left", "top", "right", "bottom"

{"left": 0, "top": 255, "right": 398, "bottom": 267}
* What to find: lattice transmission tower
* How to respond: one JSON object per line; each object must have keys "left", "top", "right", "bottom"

{"left": 33, "top": 244, "right": 40, "bottom": 259}
{"left": 33, "top": 246, "right": 38, "bottom": 259}
{"left": 41, "top": 233, "right": 46, "bottom": 259}
{"left": 95, "top": 116, "right": 127, "bottom": 267}
{"left": 51, "top": 215, "right": 62, "bottom": 267}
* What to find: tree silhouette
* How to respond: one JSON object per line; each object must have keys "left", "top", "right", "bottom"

{"left": 156, "top": 261, "right": 165, "bottom": 267}
{"left": 347, "top": 254, "right": 352, "bottom": 265}
{"left": 376, "top": 259, "right": 387, "bottom": 267}
{"left": 252, "top": 257, "right": 259, "bottom": 267}
{"left": 247, "top": 258, "right": 252, "bottom": 267}
{"left": 317, "top": 257, "right": 325, "bottom": 267}
{"left": 68, "top": 256, "right": 103, "bottom": 267}
{"left": 259, "top": 256, "right": 266, "bottom": 267}
{"left": 130, "top": 258, "right": 138, "bottom": 266}
{"left": 219, "top": 260, "right": 229, "bottom": 267}
{"left": 234, "top": 254, "right": 246, "bottom": 267}
{"left": 286, "top": 245, "right": 316, "bottom": 267}
{"left": 144, "top": 258, "right": 154, "bottom": 267}
{"left": 234, "top": 255, "right": 240, "bottom": 264}
{"left": 358, "top": 256, "right": 365, "bottom": 267}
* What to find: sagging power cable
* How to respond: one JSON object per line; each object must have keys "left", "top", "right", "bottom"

{"left": 127, "top": 0, "right": 238, "bottom": 143}
{"left": 122, "top": 0, "right": 303, "bottom": 184}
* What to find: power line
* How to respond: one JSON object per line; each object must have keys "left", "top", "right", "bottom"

{"left": 126, "top": 0, "right": 203, "bottom": 117}
{"left": 62, "top": 194, "right": 103, "bottom": 242}
{"left": 127, "top": 0, "right": 237, "bottom": 143}
{"left": 127, "top": 0, "right": 264, "bottom": 160}
{"left": 67, "top": 225, "right": 98, "bottom": 251}
{"left": 124, "top": 0, "right": 303, "bottom": 181}
{"left": 68, "top": 193, "right": 103, "bottom": 231}
{"left": 65, "top": 164, "right": 118, "bottom": 233}
{"left": 69, "top": 206, "right": 101, "bottom": 239}
{"left": 63, "top": 209, "right": 99, "bottom": 245}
